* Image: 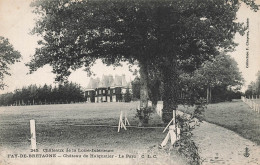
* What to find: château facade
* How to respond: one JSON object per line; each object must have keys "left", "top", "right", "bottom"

{"left": 85, "top": 74, "right": 131, "bottom": 103}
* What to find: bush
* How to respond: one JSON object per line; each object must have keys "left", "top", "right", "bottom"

{"left": 174, "top": 99, "right": 206, "bottom": 165}
{"left": 162, "top": 110, "right": 173, "bottom": 124}
{"left": 135, "top": 106, "right": 154, "bottom": 124}
{"left": 175, "top": 115, "right": 201, "bottom": 165}
{"left": 124, "top": 88, "right": 132, "bottom": 102}
{"left": 193, "top": 99, "right": 206, "bottom": 121}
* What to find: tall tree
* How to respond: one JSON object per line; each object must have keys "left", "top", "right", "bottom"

{"left": 28, "top": 0, "right": 258, "bottom": 123}
{"left": 0, "top": 36, "right": 21, "bottom": 89}
{"left": 28, "top": 84, "right": 38, "bottom": 105}
{"left": 147, "top": 65, "right": 162, "bottom": 109}
{"left": 181, "top": 54, "right": 244, "bottom": 103}
{"left": 195, "top": 54, "right": 244, "bottom": 103}
{"left": 131, "top": 77, "right": 141, "bottom": 100}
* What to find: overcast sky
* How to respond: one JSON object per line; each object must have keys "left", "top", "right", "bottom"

{"left": 0, "top": 0, "right": 259, "bottom": 94}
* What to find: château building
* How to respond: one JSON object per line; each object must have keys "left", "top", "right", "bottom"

{"left": 85, "top": 74, "right": 131, "bottom": 103}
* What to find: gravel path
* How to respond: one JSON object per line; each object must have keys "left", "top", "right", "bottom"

{"left": 192, "top": 121, "right": 260, "bottom": 165}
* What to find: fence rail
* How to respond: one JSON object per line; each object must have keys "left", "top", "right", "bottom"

{"left": 241, "top": 96, "right": 260, "bottom": 113}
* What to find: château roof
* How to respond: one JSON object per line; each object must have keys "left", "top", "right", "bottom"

{"left": 86, "top": 74, "right": 129, "bottom": 89}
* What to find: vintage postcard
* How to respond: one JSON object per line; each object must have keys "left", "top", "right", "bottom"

{"left": 0, "top": 0, "right": 260, "bottom": 165}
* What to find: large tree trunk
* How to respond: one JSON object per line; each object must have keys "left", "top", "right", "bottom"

{"left": 206, "top": 84, "right": 209, "bottom": 103}
{"left": 150, "top": 80, "right": 160, "bottom": 111}
{"left": 206, "top": 84, "right": 211, "bottom": 103}
{"left": 209, "top": 85, "right": 212, "bottom": 103}
{"left": 138, "top": 60, "right": 149, "bottom": 126}
{"left": 161, "top": 59, "right": 179, "bottom": 124}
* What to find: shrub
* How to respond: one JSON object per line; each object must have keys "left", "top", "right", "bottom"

{"left": 135, "top": 106, "right": 154, "bottom": 124}
{"left": 193, "top": 99, "right": 206, "bottom": 121}
{"left": 175, "top": 115, "right": 201, "bottom": 165}
{"left": 162, "top": 110, "right": 174, "bottom": 124}
{"left": 174, "top": 99, "right": 206, "bottom": 165}
{"left": 124, "top": 88, "right": 132, "bottom": 102}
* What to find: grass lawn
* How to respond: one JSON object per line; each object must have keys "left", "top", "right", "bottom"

{"left": 0, "top": 102, "right": 187, "bottom": 165}
{"left": 178, "top": 99, "right": 260, "bottom": 145}
{"left": 2, "top": 100, "right": 258, "bottom": 164}
{"left": 252, "top": 99, "right": 260, "bottom": 104}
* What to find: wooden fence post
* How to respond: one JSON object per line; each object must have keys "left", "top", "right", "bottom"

{"left": 30, "top": 120, "right": 37, "bottom": 149}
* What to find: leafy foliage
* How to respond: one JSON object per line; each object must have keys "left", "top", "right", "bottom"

{"left": 0, "top": 36, "right": 21, "bottom": 89}
{"left": 175, "top": 130, "right": 201, "bottom": 165}
{"left": 195, "top": 54, "right": 244, "bottom": 89}
{"left": 193, "top": 99, "right": 206, "bottom": 121}
{"left": 179, "top": 54, "right": 244, "bottom": 103}
{"left": 28, "top": 0, "right": 258, "bottom": 80}
{"left": 135, "top": 106, "right": 154, "bottom": 125}
{"left": 174, "top": 99, "right": 206, "bottom": 165}
{"left": 124, "top": 88, "right": 132, "bottom": 102}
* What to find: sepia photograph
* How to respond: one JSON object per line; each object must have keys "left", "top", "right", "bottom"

{"left": 0, "top": 0, "right": 260, "bottom": 164}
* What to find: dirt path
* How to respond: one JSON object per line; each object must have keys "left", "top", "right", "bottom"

{"left": 192, "top": 121, "right": 260, "bottom": 165}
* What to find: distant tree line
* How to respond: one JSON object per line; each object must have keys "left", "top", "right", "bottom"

{"left": 0, "top": 82, "right": 85, "bottom": 106}
{"left": 245, "top": 71, "right": 260, "bottom": 97}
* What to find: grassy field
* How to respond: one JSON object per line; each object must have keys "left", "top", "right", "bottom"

{"left": 1, "top": 100, "right": 259, "bottom": 164}
{"left": 0, "top": 102, "right": 187, "bottom": 165}
{"left": 178, "top": 99, "right": 260, "bottom": 145}
{"left": 251, "top": 99, "right": 260, "bottom": 104}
